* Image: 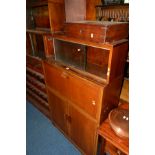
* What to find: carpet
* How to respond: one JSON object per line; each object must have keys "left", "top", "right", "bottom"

{"left": 26, "top": 101, "right": 81, "bottom": 155}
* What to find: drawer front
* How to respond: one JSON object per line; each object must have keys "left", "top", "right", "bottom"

{"left": 69, "top": 74, "right": 103, "bottom": 119}
{"left": 64, "top": 24, "right": 106, "bottom": 43}
{"left": 43, "top": 62, "right": 72, "bottom": 98}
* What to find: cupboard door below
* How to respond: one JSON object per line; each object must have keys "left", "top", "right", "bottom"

{"left": 69, "top": 105, "right": 97, "bottom": 155}
{"left": 48, "top": 90, "right": 68, "bottom": 134}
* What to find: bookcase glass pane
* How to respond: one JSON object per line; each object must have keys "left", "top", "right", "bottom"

{"left": 54, "top": 39, "right": 109, "bottom": 79}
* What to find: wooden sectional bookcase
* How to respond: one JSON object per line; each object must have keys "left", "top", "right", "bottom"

{"left": 26, "top": 1, "right": 129, "bottom": 154}
{"left": 26, "top": 29, "right": 52, "bottom": 118}
{"left": 26, "top": 0, "right": 65, "bottom": 117}
{"left": 43, "top": 21, "right": 129, "bottom": 155}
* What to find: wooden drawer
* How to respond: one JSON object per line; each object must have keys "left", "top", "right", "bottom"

{"left": 64, "top": 22, "right": 129, "bottom": 43}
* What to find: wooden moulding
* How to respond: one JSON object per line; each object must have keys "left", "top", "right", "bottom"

{"left": 43, "top": 34, "right": 54, "bottom": 57}
{"left": 53, "top": 34, "right": 114, "bottom": 49}
{"left": 26, "top": 28, "right": 51, "bottom": 34}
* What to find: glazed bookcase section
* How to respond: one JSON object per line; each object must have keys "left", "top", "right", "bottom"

{"left": 26, "top": 32, "right": 46, "bottom": 59}
{"left": 26, "top": 0, "right": 50, "bottom": 29}
{"left": 53, "top": 39, "right": 109, "bottom": 82}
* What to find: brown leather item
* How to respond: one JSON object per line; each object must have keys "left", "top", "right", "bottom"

{"left": 108, "top": 108, "right": 129, "bottom": 139}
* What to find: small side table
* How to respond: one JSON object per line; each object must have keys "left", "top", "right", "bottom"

{"left": 98, "top": 103, "right": 129, "bottom": 155}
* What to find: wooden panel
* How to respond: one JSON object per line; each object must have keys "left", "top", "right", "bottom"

{"left": 48, "top": 1, "right": 65, "bottom": 32}
{"left": 109, "top": 42, "right": 128, "bottom": 82}
{"left": 68, "top": 73, "right": 103, "bottom": 119}
{"left": 86, "top": 0, "right": 101, "bottom": 20}
{"left": 100, "top": 76, "right": 124, "bottom": 123}
{"left": 106, "top": 24, "right": 129, "bottom": 43}
{"left": 48, "top": 90, "right": 68, "bottom": 134}
{"left": 44, "top": 62, "right": 103, "bottom": 119}
{"left": 65, "top": 0, "right": 86, "bottom": 22}
{"left": 69, "top": 104, "right": 97, "bottom": 155}
{"left": 120, "top": 79, "right": 129, "bottom": 102}
{"left": 64, "top": 23, "right": 106, "bottom": 43}
{"left": 43, "top": 34, "right": 54, "bottom": 57}
{"left": 31, "top": 6, "right": 50, "bottom": 28}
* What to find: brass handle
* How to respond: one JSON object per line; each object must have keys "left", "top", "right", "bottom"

{"left": 92, "top": 100, "right": 96, "bottom": 106}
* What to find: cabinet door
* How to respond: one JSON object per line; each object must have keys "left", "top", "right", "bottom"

{"left": 69, "top": 74, "right": 103, "bottom": 119}
{"left": 48, "top": 90, "right": 68, "bottom": 134}
{"left": 68, "top": 105, "right": 97, "bottom": 155}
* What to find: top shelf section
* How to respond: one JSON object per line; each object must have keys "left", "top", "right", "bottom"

{"left": 63, "top": 21, "right": 129, "bottom": 44}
